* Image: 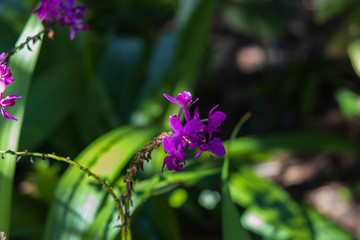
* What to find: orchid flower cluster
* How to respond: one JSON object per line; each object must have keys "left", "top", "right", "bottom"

{"left": 162, "top": 91, "right": 226, "bottom": 172}
{"left": 33, "top": 0, "right": 88, "bottom": 40}
{"left": 0, "top": 53, "right": 21, "bottom": 121}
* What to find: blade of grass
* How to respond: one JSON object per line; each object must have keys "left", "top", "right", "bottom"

{"left": 0, "top": 15, "right": 43, "bottom": 235}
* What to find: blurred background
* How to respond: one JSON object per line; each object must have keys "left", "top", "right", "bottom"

{"left": 1, "top": 0, "right": 360, "bottom": 239}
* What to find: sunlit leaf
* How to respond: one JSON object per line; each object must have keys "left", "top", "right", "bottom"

{"left": 348, "top": 39, "right": 360, "bottom": 77}
{"left": 230, "top": 167, "right": 312, "bottom": 240}
{"left": 44, "top": 126, "right": 158, "bottom": 239}
{"left": 335, "top": 88, "right": 360, "bottom": 119}
{"left": 0, "top": 15, "right": 43, "bottom": 234}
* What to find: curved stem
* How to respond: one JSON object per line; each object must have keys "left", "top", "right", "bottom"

{"left": 0, "top": 150, "right": 126, "bottom": 226}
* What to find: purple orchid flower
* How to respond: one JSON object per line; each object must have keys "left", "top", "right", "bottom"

{"left": 33, "top": 0, "right": 87, "bottom": 39}
{"left": 169, "top": 115, "right": 203, "bottom": 151}
{"left": 33, "top": 0, "right": 62, "bottom": 23}
{"left": 194, "top": 137, "right": 226, "bottom": 160}
{"left": 0, "top": 53, "right": 15, "bottom": 86}
{"left": 163, "top": 91, "right": 198, "bottom": 121}
{"left": 207, "top": 104, "right": 226, "bottom": 140}
{"left": 0, "top": 93, "right": 22, "bottom": 121}
{"left": 162, "top": 136, "right": 187, "bottom": 172}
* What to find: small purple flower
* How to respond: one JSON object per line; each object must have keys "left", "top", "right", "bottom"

{"left": 0, "top": 93, "right": 22, "bottom": 121}
{"left": 162, "top": 136, "right": 187, "bottom": 172}
{"left": 194, "top": 137, "right": 226, "bottom": 160}
{"left": 169, "top": 115, "right": 203, "bottom": 151}
{"left": 207, "top": 104, "right": 226, "bottom": 140}
{"left": 163, "top": 91, "right": 198, "bottom": 121}
{"left": 33, "top": 0, "right": 87, "bottom": 40}
{"left": 161, "top": 91, "right": 226, "bottom": 172}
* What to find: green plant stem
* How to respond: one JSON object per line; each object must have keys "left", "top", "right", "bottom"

{"left": 0, "top": 150, "right": 126, "bottom": 226}
{"left": 0, "top": 29, "right": 46, "bottom": 64}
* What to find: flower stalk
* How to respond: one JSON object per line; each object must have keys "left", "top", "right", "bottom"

{"left": 0, "top": 30, "right": 45, "bottom": 65}
{"left": 0, "top": 150, "right": 126, "bottom": 226}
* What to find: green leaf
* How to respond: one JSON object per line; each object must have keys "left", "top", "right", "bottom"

{"left": 348, "top": 39, "right": 360, "bottom": 77}
{"left": 0, "top": 15, "right": 43, "bottom": 235}
{"left": 44, "top": 126, "right": 158, "bottom": 239}
{"left": 227, "top": 131, "right": 360, "bottom": 163}
{"left": 222, "top": 113, "right": 252, "bottom": 240}
{"left": 80, "top": 188, "right": 123, "bottom": 240}
{"left": 98, "top": 36, "right": 145, "bottom": 122}
{"left": 20, "top": 57, "right": 83, "bottom": 149}
{"left": 335, "top": 88, "right": 360, "bottom": 119}
{"left": 229, "top": 167, "right": 312, "bottom": 240}
{"left": 136, "top": 0, "right": 216, "bottom": 121}
{"left": 222, "top": 184, "right": 252, "bottom": 240}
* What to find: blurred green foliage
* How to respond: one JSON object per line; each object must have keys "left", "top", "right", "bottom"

{"left": 1, "top": 0, "right": 360, "bottom": 239}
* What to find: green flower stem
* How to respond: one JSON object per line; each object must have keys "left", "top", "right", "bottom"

{"left": 0, "top": 150, "right": 126, "bottom": 227}
{"left": 0, "top": 29, "right": 46, "bottom": 64}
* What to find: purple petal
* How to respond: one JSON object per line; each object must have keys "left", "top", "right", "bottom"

{"left": 162, "top": 136, "right": 175, "bottom": 155}
{"left": 0, "top": 52, "right": 5, "bottom": 62}
{"left": 166, "top": 157, "right": 183, "bottom": 171}
{"left": 208, "top": 138, "right": 226, "bottom": 156}
{"left": 183, "top": 119, "right": 203, "bottom": 135}
{"left": 209, "top": 111, "right": 226, "bottom": 128}
{"left": 0, "top": 81, "right": 5, "bottom": 94}
{"left": 170, "top": 132, "right": 182, "bottom": 147}
{"left": 162, "top": 156, "right": 172, "bottom": 173}
{"left": 163, "top": 93, "right": 181, "bottom": 104}
{"left": 193, "top": 107, "right": 200, "bottom": 120}
{"left": 70, "top": 27, "right": 76, "bottom": 40}
{"left": 0, "top": 106, "right": 17, "bottom": 121}
{"left": 194, "top": 150, "right": 203, "bottom": 158}
{"left": 173, "top": 163, "right": 183, "bottom": 171}
{"left": 174, "top": 150, "right": 187, "bottom": 165}
{"left": 208, "top": 104, "right": 219, "bottom": 118}
{"left": 169, "top": 115, "right": 183, "bottom": 133}
{"left": 0, "top": 95, "right": 22, "bottom": 107}
{"left": 184, "top": 108, "right": 191, "bottom": 122}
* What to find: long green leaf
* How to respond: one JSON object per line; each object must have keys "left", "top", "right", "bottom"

{"left": 0, "top": 15, "right": 42, "bottom": 235}
{"left": 230, "top": 167, "right": 312, "bottom": 240}
{"left": 222, "top": 113, "right": 252, "bottom": 240}
{"left": 44, "top": 126, "right": 157, "bottom": 239}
